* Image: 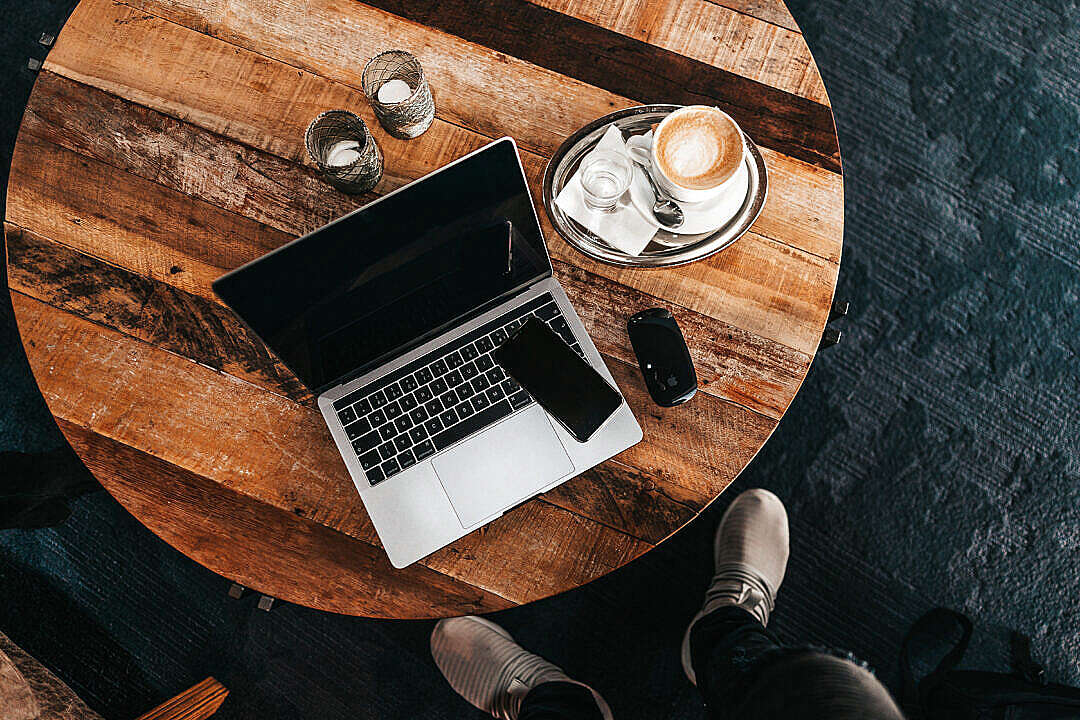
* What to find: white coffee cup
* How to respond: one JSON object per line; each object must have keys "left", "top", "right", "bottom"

{"left": 650, "top": 106, "right": 747, "bottom": 204}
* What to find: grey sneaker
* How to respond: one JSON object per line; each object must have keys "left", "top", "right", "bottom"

{"left": 681, "top": 488, "right": 790, "bottom": 685}
{"left": 431, "top": 616, "right": 612, "bottom": 720}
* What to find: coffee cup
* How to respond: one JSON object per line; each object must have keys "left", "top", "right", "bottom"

{"left": 650, "top": 106, "right": 746, "bottom": 204}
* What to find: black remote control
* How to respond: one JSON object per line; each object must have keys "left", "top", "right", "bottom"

{"left": 627, "top": 308, "right": 697, "bottom": 407}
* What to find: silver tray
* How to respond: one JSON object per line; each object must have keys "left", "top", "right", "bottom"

{"left": 542, "top": 105, "right": 768, "bottom": 269}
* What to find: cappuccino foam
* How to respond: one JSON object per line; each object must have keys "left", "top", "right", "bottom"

{"left": 655, "top": 108, "right": 743, "bottom": 191}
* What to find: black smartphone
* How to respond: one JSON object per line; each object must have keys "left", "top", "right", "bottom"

{"left": 494, "top": 317, "right": 623, "bottom": 442}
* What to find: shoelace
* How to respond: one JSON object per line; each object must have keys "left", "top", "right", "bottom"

{"left": 704, "top": 562, "right": 776, "bottom": 625}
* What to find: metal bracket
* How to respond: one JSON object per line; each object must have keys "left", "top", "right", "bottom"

{"left": 257, "top": 595, "right": 275, "bottom": 612}
{"left": 819, "top": 326, "right": 842, "bottom": 350}
{"left": 227, "top": 583, "right": 245, "bottom": 599}
{"left": 27, "top": 58, "right": 42, "bottom": 72}
{"left": 829, "top": 299, "right": 849, "bottom": 322}
{"left": 39, "top": 32, "right": 55, "bottom": 47}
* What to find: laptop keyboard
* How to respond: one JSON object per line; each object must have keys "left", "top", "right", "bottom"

{"left": 331, "top": 293, "right": 584, "bottom": 486}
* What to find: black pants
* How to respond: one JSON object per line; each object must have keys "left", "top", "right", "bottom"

{"left": 518, "top": 606, "right": 899, "bottom": 720}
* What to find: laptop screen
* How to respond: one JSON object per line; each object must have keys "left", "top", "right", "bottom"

{"left": 212, "top": 139, "right": 551, "bottom": 392}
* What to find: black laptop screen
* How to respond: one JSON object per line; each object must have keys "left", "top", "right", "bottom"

{"left": 212, "top": 139, "right": 551, "bottom": 392}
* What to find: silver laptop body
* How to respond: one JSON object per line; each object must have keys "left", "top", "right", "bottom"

{"left": 216, "top": 138, "right": 642, "bottom": 568}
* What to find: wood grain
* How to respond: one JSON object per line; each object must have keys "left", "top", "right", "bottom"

{"left": 6, "top": 0, "right": 843, "bottom": 616}
{"left": 135, "top": 678, "right": 228, "bottom": 720}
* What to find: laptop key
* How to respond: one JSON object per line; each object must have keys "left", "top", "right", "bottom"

{"left": 395, "top": 415, "right": 412, "bottom": 433}
{"left": 425, "top": 417, "right": 443, "bottom": 435}
{"left": 445, "top": 352, "right": 463, "bottom": 369}
{"left": 425, "top": 399, "right": 443, "bottom": 416}
{"left": 486, "top": 384, "right": 505, "bottom": 402}
{"left": 378, "top": 442, "right": 397, "bottom": 461}
{"left": 486, "top": 366, "right": 505, "bottom": 384}
{"left": 475, "top": 355, "right": 493, "bottom": 372}
{"left": 460, "top": 344, "right": 478, "bottom": 361}
{"left": 381, "top": 457, "right": 400, "bottom": 477}
{"left": 398, "top": 449, "right": 416, "bottom": 469}
{"left": 337, "top": 406, "right": 357, "bottom": 425}
{"left": 384, "top": 401, "right": 402, "bottom": 420}
{"left": 430, "top": 399, "right": 514, "bottom": 452}
{"left": 379, "top": 423, "right": 397, "bottom": 442}
{"left": 508, "top": 390, "right": 532, "bottom": 409}
{"left": 415, "top": 367, "right": 433, "bottom": 385}
{"left": 472, "top": 375, "right": 490, "bottom": 393}
{"left": 344, "top": 417, "right": 371, "bottom": 439}
{"left": 430, "top": 378, "right": 448, "bottom": 395}
{"left": 400, "top": 393, "right": 418, "bottom": 412}
{"left": 369, "top": 390, "right": 387, "bottom": 408}
{"left": 430, "top": 358, "right": 448, "bottom": 376}
{"left": 354, "top": 397, "right": 371, "bottom": 415}
{"left": 460, "top": 363, "right": 478, "bottom": 380}
{"left": 457, "top": 383, "right": 475, "bottom": 400}
{"left": 446, "top": 370, "right": 463, "bottom": 387}
{"left": 352, "top": 429, "right": 380, "bottom": 455}
{"left": 475, "top": 336, "right": 493, "bottom": 353}
{"left": 409, "top": 407, "right": 427, "bottom": 424}
{"left": 440, "top": 390, "right": 458, "bottom": 408}
{"left": 501, "top": 378, "right": 521, "bottom": 395}
{"left": 358, "top": 449, "right": 381, "bottom": 470}
{"left": 456, "top": 400, "right": 475, "bottom": 419}
{"left": 415, "top": 386, "right": 433, "bottom": 403}
{"left": 414, "top": 440, "right": 436, "bottom": 460}
{"left": 366, "top": 465, "right": 385, "bottom": 485}
{"left": 492, "top": 328, "right": 508, "bottom": 344}
{"left": 439, "top": 408, "right": 458, "bottom": 426}
{"left": 384, "top": 383, "right": 402, "bottom": 401}
{"left": 400, "top": 376, "right": 418, "bottom": 393}
{"left": 394, "top": 435, "right": 412, "bottom": 453}
{"left": 409, "top": 426, "right": 427, "bottom": 444}
{"left": 472, "top": 393, "right": 490, "bottom": 411}
{"left": 369, "top": 409, "right": 386, "bottom": 427}
{"left": 536, "top": 302, "right": 559, "bottom": 321}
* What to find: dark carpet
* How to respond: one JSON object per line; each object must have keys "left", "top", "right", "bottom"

{"left": 1, "top": 0, "right": 1078, "bottom": 718}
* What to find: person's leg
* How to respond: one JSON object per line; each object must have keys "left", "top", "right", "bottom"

{"left": 682, "top": 489, "right": 904, "bottom": 720}
{"left": 431, "top": 616, "right": 611, "bottom": 720}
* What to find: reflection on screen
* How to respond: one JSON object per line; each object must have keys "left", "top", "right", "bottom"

{"left": 212, "top": 140, "right": 550, "bottom": 391}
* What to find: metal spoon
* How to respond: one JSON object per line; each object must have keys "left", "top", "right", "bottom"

{"left": 626, "top": 145, "right": 684, "bottom": 229}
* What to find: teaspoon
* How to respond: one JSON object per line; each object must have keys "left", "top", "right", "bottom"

{"left": 626, "top": 146, "right": 684, "bottom": 229}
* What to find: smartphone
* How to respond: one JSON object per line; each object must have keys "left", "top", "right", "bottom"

{"left": 494, "top": 317, "right": 623, "bottom": 442}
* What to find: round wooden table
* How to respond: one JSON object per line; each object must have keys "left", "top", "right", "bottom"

{"left": 5, "top": 0, "right": 842, "bottom": 617}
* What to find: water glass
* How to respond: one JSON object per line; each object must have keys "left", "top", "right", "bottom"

{"left": 362, "top": 50, "right": 436, "bottom": 139}
{"left": 305, "top": 110, "right": 383, "bottom": 194}
{"left": 580, "top": 149, "right": 632, "bottom": 212}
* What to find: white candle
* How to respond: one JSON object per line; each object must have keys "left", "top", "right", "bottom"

{"left": 326, "top": 139, "right": 362, "bottom": 167}
{"left": 377, "top": 78, "right": 413, "bottom": 104}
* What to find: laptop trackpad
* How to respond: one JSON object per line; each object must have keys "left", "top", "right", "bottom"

{"left": 433, "top": 405, "right": 574, "bottom": 528}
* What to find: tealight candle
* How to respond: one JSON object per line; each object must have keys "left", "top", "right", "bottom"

{"left": 377, "top": 78, "right": 413, "bottom": 104}
{"left": 326, "top": 139, "right": 362, "bottom": 167}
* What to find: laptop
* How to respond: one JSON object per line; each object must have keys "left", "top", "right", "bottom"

{"left": 213, "top": 138, "right": 643, "bottom": 568}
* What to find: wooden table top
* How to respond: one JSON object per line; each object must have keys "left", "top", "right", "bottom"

{"left": 5, "top": 0, "right": 842, "bottom": 618}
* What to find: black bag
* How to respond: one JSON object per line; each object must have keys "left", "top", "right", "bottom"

{"left": 901, "top": 608, "right": 1080, "bottom": 719}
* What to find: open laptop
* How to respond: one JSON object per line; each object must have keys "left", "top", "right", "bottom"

{"left": 213, "top": 138, "right": 642, "bottom": 568}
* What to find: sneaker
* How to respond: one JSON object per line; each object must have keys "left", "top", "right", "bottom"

{"left": 431, "top": 616, "right": 612, "bottom": 720}
{"left": 681, "top": 488, "right": 790, "bottom": 685}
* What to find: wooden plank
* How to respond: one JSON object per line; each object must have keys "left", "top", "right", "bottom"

{"left": 524, "top": 0, "right": 827, "bottom": 104}
{"left": 16, "top": 74, "right": 832, "bottom": 364}
{"left": 706, "top": 0, "right": 800, "bottom": 31}
{"left": 343, "top": 0, "right": 840, "bottom": 171}
{"left": 121, "top": 0, "right": 838, "bottom": 171}
{"left": 58, "top": 419, "right": 512, "bottom": 617}
{"left": 135, "top": 678, "right": 228, "bottom": 720}
{"left": 4, "top": 223, "right": 311, "bottom": 404}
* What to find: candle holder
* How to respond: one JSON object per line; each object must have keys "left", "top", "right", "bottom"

{"left": 304, "top": 110, "right": 383, "bottom": 194}
{"left": 362, "top": 50, "right": 435, "bottom": 139}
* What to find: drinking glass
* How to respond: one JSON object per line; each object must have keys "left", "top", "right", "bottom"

{"left": 305, "top": 110, "right": 383, "bottom": 194}
{"left": 579, "top": 149, "right": 632, "bottom": 212}
{"left": 362, "top": 50, "right": 436, "bottom": 139}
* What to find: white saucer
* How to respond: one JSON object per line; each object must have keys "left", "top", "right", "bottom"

{"left": 629, "top": 161, "right": 750, "bottom": 238}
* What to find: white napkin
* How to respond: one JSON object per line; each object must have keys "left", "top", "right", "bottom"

{"left": 554, "top": 125, "right": 657, "bottom": 256}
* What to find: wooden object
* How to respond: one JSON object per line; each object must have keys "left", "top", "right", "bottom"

{"left": 4, "top": 0, "right": 842, "bottom": 617}
{"left": 135, "top": 678, "right": 228, "bottom": 720}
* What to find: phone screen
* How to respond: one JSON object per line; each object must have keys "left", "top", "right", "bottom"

{"left": 494, "top": 317, "right": 623, "bottom": 442}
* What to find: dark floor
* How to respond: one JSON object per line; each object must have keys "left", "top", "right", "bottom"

{"left": 1, "top": 0, "right": 1078, "bottom": 718}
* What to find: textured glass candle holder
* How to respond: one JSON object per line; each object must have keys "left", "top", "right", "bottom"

{"left": 305, "top": 110, "right": 383, "bottom": 194}
{"left": 362, "top": 50, "right": 435, "bottom": 140}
